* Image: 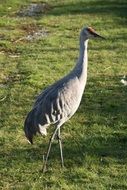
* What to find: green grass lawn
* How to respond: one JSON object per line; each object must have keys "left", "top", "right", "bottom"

{"left": 0, "top": 0, "right": 127, "bottom": 189}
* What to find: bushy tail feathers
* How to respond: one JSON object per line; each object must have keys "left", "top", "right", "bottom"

{"left": 24, "top": 110, "right": 37, "bottom": 144}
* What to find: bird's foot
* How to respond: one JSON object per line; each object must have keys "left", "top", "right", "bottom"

{"left": 42, "top": 154, "right": 48, "bottom": 173}
{"left": 61, "top": 162, "right": 64, "bottom": 168}
{"left": 42, "top": 165, "right": 48, "bottom": 173}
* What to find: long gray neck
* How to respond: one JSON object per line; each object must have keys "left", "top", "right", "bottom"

{"left": 73, "top": 35, "right": 88, "bottom": 83}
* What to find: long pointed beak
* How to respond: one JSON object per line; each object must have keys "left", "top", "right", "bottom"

{"left": 93, "top": 32, "right": 106, "bottom": 39}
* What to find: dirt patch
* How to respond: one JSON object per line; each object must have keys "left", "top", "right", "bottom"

{"left": 14, "top": 23, "right": 48, "bottom": 42}
{"left": 14, "top": 29, "right": 48, "bottom": 43}
{"left": 20, "top": 23, "right": 39, "bottom": 35}
{"left": 17, "top": 2, "right": 52, "bottom": 17}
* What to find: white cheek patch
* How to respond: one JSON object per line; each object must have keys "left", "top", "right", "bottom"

{"left": 38, "top": 124, "right": 47, "bottom": 136}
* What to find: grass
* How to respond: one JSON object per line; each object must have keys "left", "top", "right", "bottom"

{"left": 0, "top": 0, "right": 127, "bottom": 189}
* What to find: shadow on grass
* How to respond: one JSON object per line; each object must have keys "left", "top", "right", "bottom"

{"left": 13, "top": 0, "right": 127, "bottom": 27}
{"left": 47, "top": 0, "right": 127, "bottom": 26}
{"left": 2, "top": 132, "right": 127, "bottom": 171}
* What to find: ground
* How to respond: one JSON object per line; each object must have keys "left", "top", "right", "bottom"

{"left": 0, "top": 0, "right": 127, "bottom": 189}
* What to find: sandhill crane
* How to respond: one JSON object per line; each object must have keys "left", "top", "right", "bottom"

{"left": 24, "top": 26, "right": 105, "bottom": 172}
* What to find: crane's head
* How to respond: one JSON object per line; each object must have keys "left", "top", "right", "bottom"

{"left": 81, "top": 26, "right": 105, "bottom": 40}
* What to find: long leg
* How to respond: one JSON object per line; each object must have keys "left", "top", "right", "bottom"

{"left": 57, "top": 127, "right": 64, "bottom": 168}
{"left": 42, "top": 126, "right": 59, "bottom": 173}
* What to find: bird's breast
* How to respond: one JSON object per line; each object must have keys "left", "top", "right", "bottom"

{"left": 52, "top": 79, "right": 85, "bottom": 120}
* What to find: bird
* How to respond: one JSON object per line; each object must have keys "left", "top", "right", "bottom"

{"left": 24, "top": 26, "right": 105, "bottom": 172}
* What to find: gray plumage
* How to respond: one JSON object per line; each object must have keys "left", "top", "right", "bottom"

{"left": 24, "top": 26, "right": 105, "bottom": 172}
